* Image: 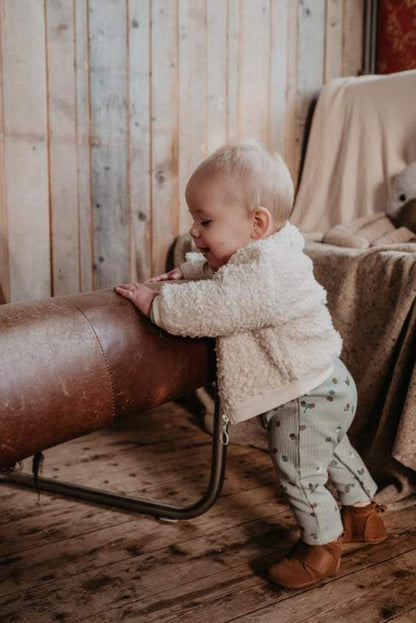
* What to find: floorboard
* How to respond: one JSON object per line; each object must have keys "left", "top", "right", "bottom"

{"left": 1, "top": 401, "right": 415, "bottom": 623}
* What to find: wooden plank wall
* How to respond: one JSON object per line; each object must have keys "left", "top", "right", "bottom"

{"left": 0, "top": 0, "right": 364, "bottom": 302}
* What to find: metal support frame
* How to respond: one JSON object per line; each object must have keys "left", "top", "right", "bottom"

{"left": 362, "top": 0, "right": 378, "bottom": 75}
{"left": 1, "top": 393, "right": 228, "bottom": 520}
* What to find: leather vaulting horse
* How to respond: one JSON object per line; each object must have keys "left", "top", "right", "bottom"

{"left": 0, "top": 289, "right": 223, "bottom": 519}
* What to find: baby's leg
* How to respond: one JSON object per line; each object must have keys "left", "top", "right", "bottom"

{"left": 262, "top": 399, "right": 344, "bottom": 546}
{"left": 261, "top": 358, "right": 377, "bottom": 545}
{"left": 327, "top": 434, "right": 377, "bottom": 505}
{"left": 323, "top": 359, "right": 377, "bottom": 504}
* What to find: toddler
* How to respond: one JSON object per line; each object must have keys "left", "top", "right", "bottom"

{"left": 115, "top": 141, "right": 387, "bottom": 589}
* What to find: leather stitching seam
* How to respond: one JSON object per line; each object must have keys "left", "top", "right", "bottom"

{"left": 66, "top": 301, "right": 117, "bottom": 423}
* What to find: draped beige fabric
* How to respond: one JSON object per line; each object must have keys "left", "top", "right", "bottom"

{"left": 291, "top": 70, "right": 416, "bottom": 232}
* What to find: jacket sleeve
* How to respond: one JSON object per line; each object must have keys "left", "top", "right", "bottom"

{"left": 179, "top": 252, "right": 213, "bottom": 280}
{"left": 150, "top": 261, "right": 277, "bottom": 338}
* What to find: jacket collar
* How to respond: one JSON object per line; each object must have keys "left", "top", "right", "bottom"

{"left": 228, "top": 222, "right": 303, "bottom": 265}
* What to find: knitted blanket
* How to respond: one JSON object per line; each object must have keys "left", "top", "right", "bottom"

{"left": 171, "top": 234, "right": 416, "bottom": 508}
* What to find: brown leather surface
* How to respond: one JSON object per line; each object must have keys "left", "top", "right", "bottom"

{"left": 0, "top": 289, "right": 214, "bottom": 468}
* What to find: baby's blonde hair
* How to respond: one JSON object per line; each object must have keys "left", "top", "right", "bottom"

{"left": 188, "top": 139, "right": 294, "bottom": 226}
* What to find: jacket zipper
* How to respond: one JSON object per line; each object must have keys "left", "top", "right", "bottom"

{"left": 221, "top": 413, "right": 230, "bottom": 446}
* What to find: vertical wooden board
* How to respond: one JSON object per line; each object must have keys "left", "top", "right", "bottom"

{"left": 284, "top": 0, "right": 299, "bottom": 184}
{"left": 324, "top": 0, "right": 343, "bottom": 81}
{"left": 0, "top": 4, "right": 9, "bottom": 302}
{"left": 206, "top": 0, "right": 227, "bottom": 155}
{"left": 178, "top": 0, "right": 206, "bottom": 235}
{"left": 151, "top": 0, "right": 179, "bottom": 275}
{"left": 268, "top": 0, "right": 288, "bottom": 155}
{"left": 294, "top": 0, "right": 325, "bottom": 184}
{"left": 46, "top": 0, "right": 80, "bottom": 296}
{"left": 297, "top": 0, "right": 325, "bottom": 131}
{"left": 226, "top": 0, "right": 239, "bottom": 140}
{"left": 128, "top": 0, "right": 151, "bottom": 282}
{"left": 0, "top": 0, "right": 366, "bottom": 296}
{"left": 1, "top": 0, "right": 50, "bottom": 302}
{"left": 74, "top": 0, "right": 94, "bottom": 292}
{"left": 342, "top": 0, "right": 364, "bottom": 76}
{"left": 238, "top": 0, "right": 271, "bottom": 142}
{"left": 89, "top": 0, "right": 129, "bottom": 288}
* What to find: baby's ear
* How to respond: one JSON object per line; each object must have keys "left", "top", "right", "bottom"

{"left": 251, "top": 207, "right": 272, "bottom": 239}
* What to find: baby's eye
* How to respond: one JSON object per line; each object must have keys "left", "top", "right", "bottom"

{"left": 201, "top": 220, "right": 212, "bottom": 226}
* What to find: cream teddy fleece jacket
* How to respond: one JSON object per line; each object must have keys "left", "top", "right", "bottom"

{"left": 151, "top": 223, "right": 342, "bottom": 424}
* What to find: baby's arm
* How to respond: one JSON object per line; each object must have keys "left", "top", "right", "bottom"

{"left": 115, "top": 254, "right": 212, "bottom": 317}
{"left": 151, "top": 264, "right": 277, "bottom": 338}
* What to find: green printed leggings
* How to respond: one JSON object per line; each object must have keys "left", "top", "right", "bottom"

{"left": 261, "top": 358, "right": 377, "bottom": 545}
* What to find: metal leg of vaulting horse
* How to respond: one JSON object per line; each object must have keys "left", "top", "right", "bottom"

{"left": 0, "top": 392, "right": 228, "bottom": 520}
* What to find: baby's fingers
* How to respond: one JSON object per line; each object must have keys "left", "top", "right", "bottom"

{"left": 114, "top": 283, "right": 135, "bottom": 298}
{"left": 146, "top": 273, "right": 169, "bottom": 283}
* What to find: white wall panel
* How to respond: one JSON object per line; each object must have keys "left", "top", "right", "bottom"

{"left": 0, "top": 0, "right": 364, "bottom": 301}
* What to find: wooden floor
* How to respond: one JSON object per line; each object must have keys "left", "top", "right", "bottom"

{"left": 2, "top": 401, "right": 416, "bottom": 623}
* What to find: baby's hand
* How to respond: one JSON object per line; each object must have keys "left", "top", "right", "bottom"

{"left": 114, "top": 282, "right": 158, "bottom": 317}
{"left": 146, "top": 268, "right": 183, "bottom": 283}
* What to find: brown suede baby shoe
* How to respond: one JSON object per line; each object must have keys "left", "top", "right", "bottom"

{"left": 267, "top": 534, "right": 343, "bottom": 589}
{"left": 341, "top": 502, "right": 387, "bottom": 544}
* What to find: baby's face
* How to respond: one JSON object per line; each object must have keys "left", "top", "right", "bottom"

{"left": 186, "top": 173, "right": 254, "bottom": 269}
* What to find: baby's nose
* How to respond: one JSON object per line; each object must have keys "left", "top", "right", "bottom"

{"left": 189, "top": 223, "right": 200, "bottom": 238}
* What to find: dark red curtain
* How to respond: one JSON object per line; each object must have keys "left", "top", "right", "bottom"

{"left": 377, "top": 0, "right": 416, "bottom": 73}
